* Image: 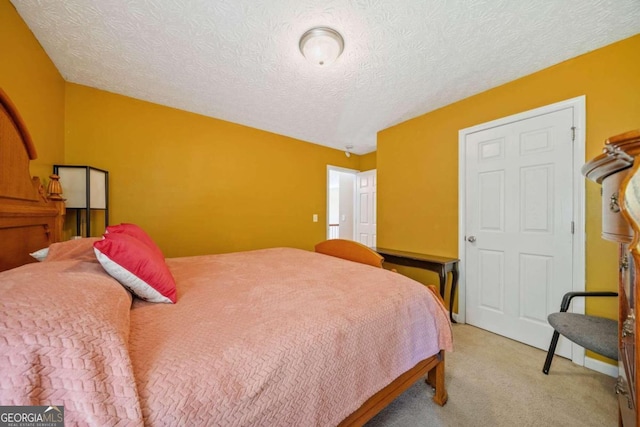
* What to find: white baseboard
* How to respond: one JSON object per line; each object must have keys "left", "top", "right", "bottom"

{"left": 584, "top": 356, "right": 617, "bottom": 378}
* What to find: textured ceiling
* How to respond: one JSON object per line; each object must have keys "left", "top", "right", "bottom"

{"left": 11, "top": 0, "right": 640, "bottom": 154}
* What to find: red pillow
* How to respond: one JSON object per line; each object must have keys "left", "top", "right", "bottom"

{"left": 94, "top": 233, "right": 176, "bottom": 303}
{"left": 106, "top": 223, "right": 164, "bottom": 258}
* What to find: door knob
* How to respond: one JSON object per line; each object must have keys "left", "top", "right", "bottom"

{"left": 467, "top": 236, "right": 476, "bottom": 243}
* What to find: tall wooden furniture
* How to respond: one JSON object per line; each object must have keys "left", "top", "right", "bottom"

{"left": 582, "top": 130, "right": 640, "bottom": 426}
{"left": 0, "top": 88, "right": 65, "bottom": 271}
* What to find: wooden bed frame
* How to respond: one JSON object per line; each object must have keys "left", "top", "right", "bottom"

{"left": 340, "top": 352, "right": 447, "bottom": 425}
{"left": 0, "top": 87, "right": 447, "bottom": 425}
{"left": 0, "top": 88, "right": 65, "bottom": 272}
{"left": 316, "top": 238, "right": 448, "bottom": 425}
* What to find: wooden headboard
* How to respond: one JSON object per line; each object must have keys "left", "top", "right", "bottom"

{"left": 0, "top": 88, "right": 65, "bottom": 272}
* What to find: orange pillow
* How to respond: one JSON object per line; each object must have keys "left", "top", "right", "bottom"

{"left": 94, "top": 233, "right": 176, "bottom": 303}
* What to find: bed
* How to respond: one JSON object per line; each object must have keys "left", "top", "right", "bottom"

{"left": 0, "top": 88, "right": 453, "bottom": 426}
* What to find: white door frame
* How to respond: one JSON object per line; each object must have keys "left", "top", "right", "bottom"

{"left": 457, "top": 96, "right": 586, "bottom": 366}
{"left": 326, "top": 165, "right": 358, "bottom": 240}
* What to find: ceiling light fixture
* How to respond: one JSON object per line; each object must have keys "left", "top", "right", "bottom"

{"left": 345, "top": 145, "right": 354, "bottom": 157}
{"left": 299, "top": 27, "right": 344, "bottom": 67}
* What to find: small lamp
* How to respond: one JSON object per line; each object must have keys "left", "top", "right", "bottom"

{"left": 53, "top": 165, "right": 109, "bottom": 237}
{"left": 299, "top": 27, "right": 344, "bottom": 66}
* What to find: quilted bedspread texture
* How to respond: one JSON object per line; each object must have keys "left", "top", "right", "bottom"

{"left": 130, "top": 248, "right": 452, "bottom": 426}
{"left": 1, "top": 247, "right": 452, "bottom": 426}
{"left": 0, "top": 260, "right": 144, "bottom": 425}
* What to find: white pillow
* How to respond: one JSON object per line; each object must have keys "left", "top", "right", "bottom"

{"left": 29, "top": 247, "right": 49, "bottom": 262}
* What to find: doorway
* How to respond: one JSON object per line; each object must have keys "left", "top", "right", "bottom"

{"left": 458, "top": 96, "right": 586, "bottom": 365}
{"left": 327, "top": 166, "right": 377, "bottom": 246}
{"left": 327, "top": 166, "right": 357, "bottom": 240}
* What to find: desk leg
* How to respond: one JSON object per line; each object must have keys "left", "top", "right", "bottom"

{"left": 449, "top": 263, "right": 459, "bottom": 323}
{"left": 438, "top": 269, "right": 446, "bottom": 300}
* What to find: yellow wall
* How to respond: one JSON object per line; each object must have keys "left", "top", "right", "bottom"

{"left": 359, "top": 151, "right": 377, "bottom": 171}
{"left": 64, "top": 83, "right": 363, "bottom": 256}
{"left": 0, "top": 0, "right": 65, "bottom": 180}
{"left": 1, "top": 0, "right": 373, "bottom": 257}
{"left": 378, "top": 35, "right": 640, "bottom": 358}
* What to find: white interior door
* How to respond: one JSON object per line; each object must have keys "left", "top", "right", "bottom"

{"left": 356, "top": 170, "right": 376, "bottom": 247}
{"left": 465, "top": 108, "right": 574, "bottom": 358}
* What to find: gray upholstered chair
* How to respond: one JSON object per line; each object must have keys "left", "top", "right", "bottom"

{"left": 542, "top": 291, "right": 618, "bottom": 374}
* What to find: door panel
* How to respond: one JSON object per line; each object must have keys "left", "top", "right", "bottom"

{"left": 519, "top": 253, "right": 552, "bottom": 323}
{"left": 521, "top": 165, "right": 553, "bottom": 233}
{"left": 356, "top": 170, "right": 377, "bottom": 247}
{"left": 466, "top": 108, "right": 574, "bottom": 357}
{"left": 479, "top": 249, "right": 504, "bottom": 312}
{"left": 479, "top": 171, "right": 504, "bottom": 231}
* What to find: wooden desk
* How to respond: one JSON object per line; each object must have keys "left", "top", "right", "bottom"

{"left": 374, "top": 247, "right": 459, "bottom": 323}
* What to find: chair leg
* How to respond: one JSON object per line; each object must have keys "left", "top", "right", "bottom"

{"left": 542, "top": 331, "right": 560, "bottom": 375}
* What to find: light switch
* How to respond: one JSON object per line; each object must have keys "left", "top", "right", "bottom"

{"left": 313, "top": 214, "right": 318, "bottom": 222}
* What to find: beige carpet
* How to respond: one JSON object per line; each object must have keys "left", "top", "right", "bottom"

{"left": 366, "top": 324, "right": 617, "bottom": 427}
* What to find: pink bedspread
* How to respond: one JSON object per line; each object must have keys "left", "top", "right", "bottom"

{"left": 129, "top": 248, "right": 452, "bottom": 426}
{"left": 1, "top": 247, "right": 452, "bottom": 426}
{"left": 0, "top": 260, "right": 144, "bottom": 426}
